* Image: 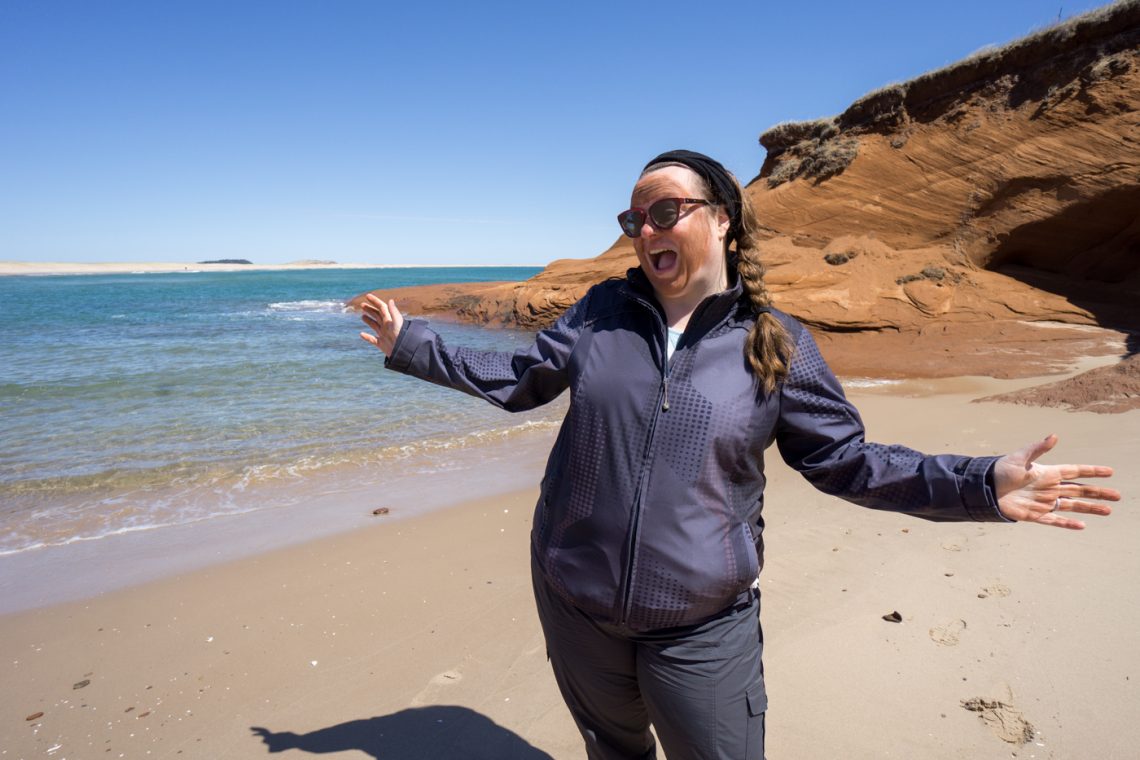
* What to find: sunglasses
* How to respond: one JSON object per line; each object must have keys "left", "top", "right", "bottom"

{"left": 617, "top": 197, "right": 711, "bottom": 238}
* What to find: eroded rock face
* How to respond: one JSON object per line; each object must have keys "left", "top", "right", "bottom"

{"left": 350, "top": 3, "right": 1138, "bottom": 399}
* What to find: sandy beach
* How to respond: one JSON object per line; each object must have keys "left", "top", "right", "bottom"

{"left": 2, "top": 371, "right": 1136, "bottom": 760}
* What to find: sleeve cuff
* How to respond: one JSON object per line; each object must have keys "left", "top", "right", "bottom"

{"left": 382, "top": 318, "right": 420, "bottom": 373}
{"left": 961, "top": 456, "right": 1013, "bottom": 523}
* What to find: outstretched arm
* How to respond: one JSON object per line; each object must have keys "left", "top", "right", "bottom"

{"left": 776, "top": 325, "right": 1002, "bottom": 522}
{"left": 775, "top": 325, "right": 1123, "bottom": 526}
{"left": 358, "top": 288, "right": 590, "bottom": 412}
{"left": 994, "top": 434, "right": 1119, "bottom": 530}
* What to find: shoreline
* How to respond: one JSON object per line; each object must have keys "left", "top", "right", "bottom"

{"left": 0, "top": 423, "right": 559, "bottom": 615}
{"left": 0, "top": 261, "right": 543, "bottom": 276}
{"left": 2, "top": 370, "right": 1135, "bottom": 758}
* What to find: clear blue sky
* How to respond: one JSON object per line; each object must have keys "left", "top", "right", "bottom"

{"left": 0, "top": 0, "right": 1114, "bottom": 266}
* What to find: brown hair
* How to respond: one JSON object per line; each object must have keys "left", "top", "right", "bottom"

{"left": 733, "top": 189, "right": 793, "bottom": 393}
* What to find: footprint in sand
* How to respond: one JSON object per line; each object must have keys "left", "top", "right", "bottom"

{"left": 941, "top": 535, "right": 967, "bottom": 552}
{"left": 410, "top": 669, "right": 463, "bottom": 706}
{"left": 929, "top": 619, "right": 967, "bottom": 646}
{"left": 960, "top": 696, "right": 1035, "bottom": 745}
{"left": 977, "top": 583, "right": 1011, "bottom": 599}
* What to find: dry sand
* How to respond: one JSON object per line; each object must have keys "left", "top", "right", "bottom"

{"left": 2, "top": 372, "right": 1136, "bottom": 759}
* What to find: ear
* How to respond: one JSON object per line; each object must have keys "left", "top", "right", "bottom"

{"left": 714, "top": 206, "right": 731, "bottom": 240}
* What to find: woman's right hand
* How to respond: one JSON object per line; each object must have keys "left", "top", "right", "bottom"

{"left": 359, "top": 294, "right": 404, "bottom": 356}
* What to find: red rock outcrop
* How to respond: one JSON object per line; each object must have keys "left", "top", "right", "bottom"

{"left": 351, "top": 2, "right": 1139, "bottom": 401}
{"left": 977, "top": 353, "right": 1140, "bottom": 413}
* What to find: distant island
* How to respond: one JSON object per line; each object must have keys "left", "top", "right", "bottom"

{"left": 197, "top": 259, "right": 253, "bottom": 265}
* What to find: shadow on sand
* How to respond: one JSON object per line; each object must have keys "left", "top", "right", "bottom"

{"left": 250, "top": 705, "right": 555, "bottom": 759}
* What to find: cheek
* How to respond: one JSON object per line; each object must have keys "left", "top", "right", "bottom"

{"left": 683, "top": 224, "right": 719, "bottom": 263}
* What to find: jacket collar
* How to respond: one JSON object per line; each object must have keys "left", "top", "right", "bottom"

{"left": 622, "top": 259, "right": 749, "bottom": 333}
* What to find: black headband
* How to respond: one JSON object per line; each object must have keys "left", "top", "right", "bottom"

{"left": 643, "top": 149, "right": 742, "bottom": 245}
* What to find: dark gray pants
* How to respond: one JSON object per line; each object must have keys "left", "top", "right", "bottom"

{"left": 532, "top": 558, "right": 766, "bottom": 760}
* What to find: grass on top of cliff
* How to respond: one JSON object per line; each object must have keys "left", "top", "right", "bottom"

{"left": 759, "top": 0, "right": 1139, "bottom": 154}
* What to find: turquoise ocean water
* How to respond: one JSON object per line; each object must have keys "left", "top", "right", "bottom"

{"left": 0, "top": 267, "right": 563, "bottom": 562}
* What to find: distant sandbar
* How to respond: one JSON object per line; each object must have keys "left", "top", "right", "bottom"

{"left": 0, "top": 261, "right": 505, "bottom": 276}
{"left": 0, "top": 260, "right": 357, "bottom": 276}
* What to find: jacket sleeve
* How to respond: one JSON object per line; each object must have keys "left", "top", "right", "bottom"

{"left": 380, "top": 289, "right": 592, "bottom": 412}
{"left": 774, "top": 325, "right": 1011, "bottom": 523}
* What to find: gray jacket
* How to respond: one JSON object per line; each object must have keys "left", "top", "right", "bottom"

{"left": 384, "top": 268, "right": 1007, "bottom": 632}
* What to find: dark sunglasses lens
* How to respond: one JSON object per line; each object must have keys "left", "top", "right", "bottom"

{"left": 648, "top": 199, "right": 681, "bottom": 230}
{"left": 618, "top": 210, "right": 646, "bottom": 238}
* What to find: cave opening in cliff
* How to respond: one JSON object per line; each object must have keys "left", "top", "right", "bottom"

{"left": 987, "top": 185, "right": 1140, "bottom": 335}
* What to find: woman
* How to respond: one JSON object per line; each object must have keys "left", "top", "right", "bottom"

{"left": 360, "top": 150, "right": 1118, "bottom": 760}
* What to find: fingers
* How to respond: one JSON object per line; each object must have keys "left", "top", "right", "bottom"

{"left": 1015, "top": 497, "right": 1090, "bottom": 529}
{"left": 376, "top": 297, "right": 392, "bottom": 322}
{"left": 1019, "top": 433, "right": 1058, "bottom": 469}
{"left": 1017, "top": 491, "right": 1115, "bottom": 530}
{"left": 1057, "top": 481, "right": 1120, "bottom": 502}
{"left": 359, "top": 294, "right": 403, "bottom": 355}
{"left": 359, "top": 294, "right": 391, "bottom": 333}
{"left": 385, "top": 298, "right": 404, "bottom": 337}
{"left": 360, "top": 294, "right": 399, "bottom": 325}
{"left": 1033, "top": 513, "right": 1088, "bottom": 531}
{"left": 361, "top": 293, "right": 388, "bottom": 320}
{"left": 1054, "top": 497, "right": 1113, "bottom": 517}
{"left": 1057, "top": 464, "right": 1115, "bottom": 480}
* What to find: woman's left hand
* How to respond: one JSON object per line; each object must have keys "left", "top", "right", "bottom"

{"left": 994, "top": 434, "right": 1119, "bottom": 529}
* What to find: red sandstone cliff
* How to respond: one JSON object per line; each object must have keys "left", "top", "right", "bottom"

{"left": 351, "top": 2, "right": 1139, "bottom": 407}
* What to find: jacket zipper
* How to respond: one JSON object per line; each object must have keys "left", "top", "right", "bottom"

{"left": 616, "top": 296, "right": 672, "bottom": 625}
{"left": 618, "top": 380, "right": 667, "bottom": 625}
{"left": 616, "top": 289, "right": 719, "bottom": 626}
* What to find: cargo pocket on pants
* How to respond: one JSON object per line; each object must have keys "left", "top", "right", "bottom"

{"left": 745, "top": 683, "right": 767, "bottom": 758}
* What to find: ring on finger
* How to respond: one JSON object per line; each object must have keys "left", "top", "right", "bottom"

{"left": 1051, "top": 497, "right": 1062, "bottom": 513}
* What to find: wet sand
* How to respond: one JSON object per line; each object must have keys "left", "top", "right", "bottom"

{"left": 2, "top": 372, "right": 1136, "bottom": 759}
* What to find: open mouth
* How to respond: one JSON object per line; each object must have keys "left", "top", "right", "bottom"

{"left": 648, "top": 249, "right": 678, "bottom": 273}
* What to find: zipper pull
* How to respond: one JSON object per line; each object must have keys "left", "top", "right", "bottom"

{"left": 662, "top": 376, "right": 670, "bottom": 411}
